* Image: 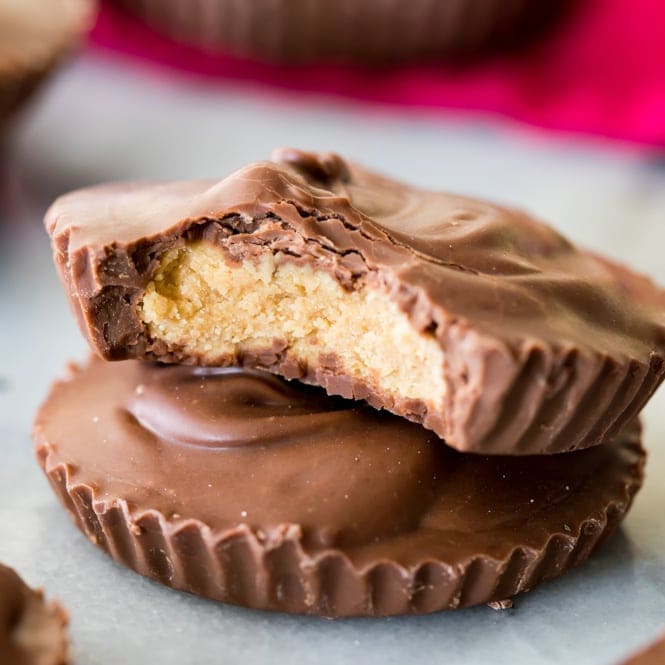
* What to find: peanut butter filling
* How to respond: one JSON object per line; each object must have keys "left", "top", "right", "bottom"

{"left": 140, "top": 241, "right": 446, "bottom": 407}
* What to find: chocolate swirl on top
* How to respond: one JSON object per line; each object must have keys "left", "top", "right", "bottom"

{"left": 129, "top": 366, "right": 352, "bottom": 448}
{"left": 45, "top": 360, "right": 442, "bottom": 547}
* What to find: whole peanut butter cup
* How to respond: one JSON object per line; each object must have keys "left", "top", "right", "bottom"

{"left": 34, "top": 358, "right": 645, "bottom": 617}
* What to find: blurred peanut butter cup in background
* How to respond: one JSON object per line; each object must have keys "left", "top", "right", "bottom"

{"left": 113, "top": 0, "right": 566, "bottom": 64}
{"left": 0, "top": 563, "right": 69, "bottom": 665}
{"left": 0, "top": 0, "right": 96, "bottom": 135}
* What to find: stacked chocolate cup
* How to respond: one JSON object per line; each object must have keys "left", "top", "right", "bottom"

{"left": 35, "top": 149, "right": 665, "bottom": 616}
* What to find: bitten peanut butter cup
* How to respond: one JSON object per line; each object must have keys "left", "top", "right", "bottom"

{"left": 46, "top": 149, "right": 665, "bottom": 455}
{"left": 113, "top": 0, "right": 564, "bottom": 64}
{"left": 33, "top": 358, "right": 645, "bottom": 617}
{"left": 0, "top": 0, "right": 95, "bottom": 132}
{"left": 0, "top": 563, "right": 69, "bottom": 665}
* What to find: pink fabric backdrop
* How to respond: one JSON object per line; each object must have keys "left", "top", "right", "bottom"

{"left": 91, "top": 1, "right": 665, "bottom": 148}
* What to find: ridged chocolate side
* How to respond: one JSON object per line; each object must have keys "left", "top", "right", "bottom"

{"left": 462, "top": 346, "right": 665, "bottom": 455}
{"left": 36, "top": 440, "right": 644, "bottom": 617}
{"left": 114, "top": 0, "right": 564, "bottom": 63}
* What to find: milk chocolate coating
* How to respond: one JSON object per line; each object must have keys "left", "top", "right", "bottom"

{"left": 34, "top": 358, "right": 645, "bottom": 616}
{"left": 0, "top": 564, "right": 69, "bottom": 665}
{"left": 45, "top": 149, "right": 665, "bottom": 455}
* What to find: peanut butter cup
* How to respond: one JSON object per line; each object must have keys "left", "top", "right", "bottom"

{"left": 0, "top": 0, "right": 95, "bottom": 132}
{"left": 33, "top": 358, "right": 645, "bottom": 617}
{"left": 0, "top": 563, "right": 69, "bottom": 665}
{"left": 46, "top": 149, "right": 665, "bottom": 455}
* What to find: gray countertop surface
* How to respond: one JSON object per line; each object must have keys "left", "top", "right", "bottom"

{"left": 0, "top": 53, "right": 663, "bottom": 665}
